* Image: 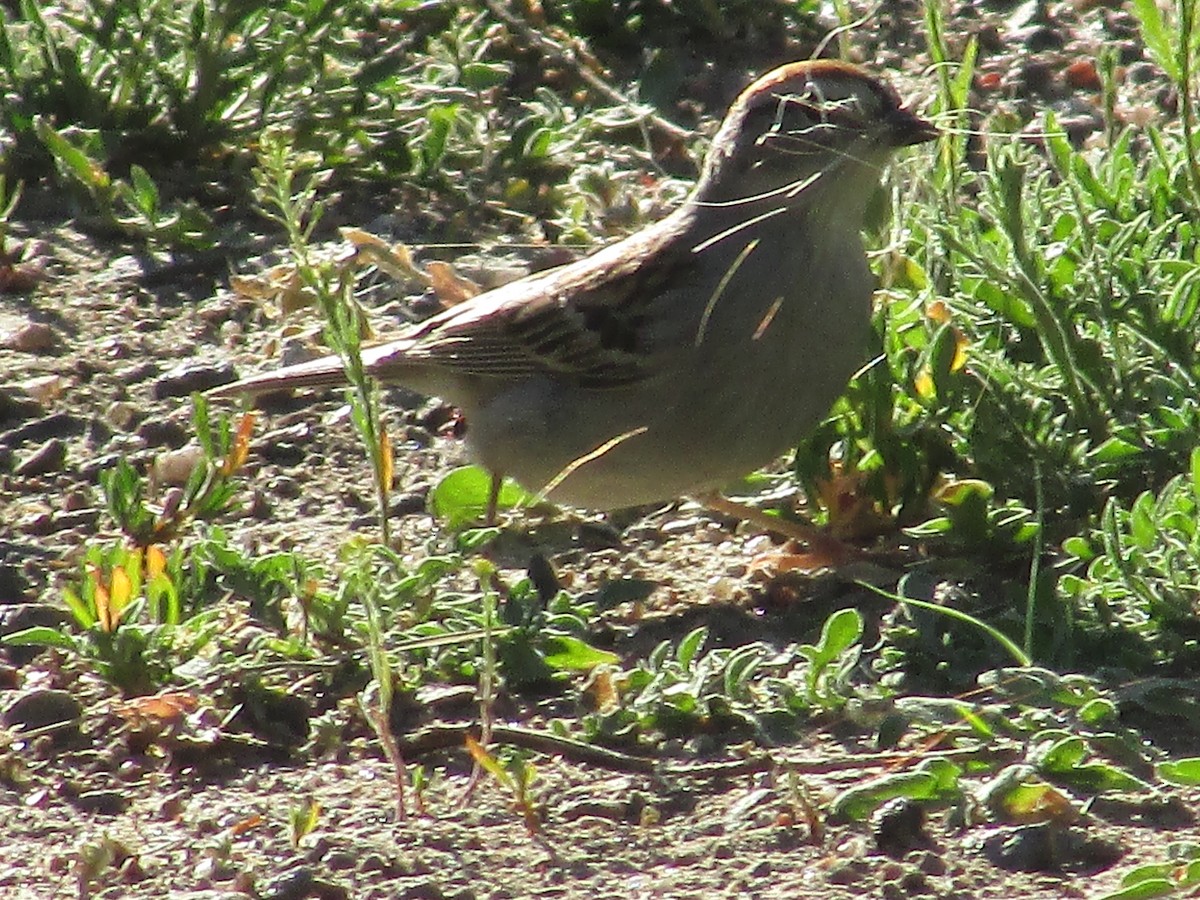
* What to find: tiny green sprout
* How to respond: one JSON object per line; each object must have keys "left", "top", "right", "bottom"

{"left": 466, "top": 737, "right": 542, "bottom": 838}
{"left": 289, "top": 796, "right": 322, "bottom": 847}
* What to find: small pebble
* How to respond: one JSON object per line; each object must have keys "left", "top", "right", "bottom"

{"left": 152, "top": 361, "right": 237, "bottom": 399}
{"left": 873, "top": 797, "right": 930, "bottom": 857}
{"left": 14, "top": 437, "right": 67, "bottom": 476}
{"left": 1063, "top": 59, "right": 1101, "bottom": 91}
{"left": 1, "top": 320, "right": 56, "bottom": 352}
{"left": 74, "top": 790, "right": 130, "bottom": 816}
{"left": 3, "top": 688, "right": 83, "bottom": 731}
{"left": 1, "top": 412, "right": 85, "bottom": 445}
{"left": 21, "top": 375, "right": 66, "bottom": 404}
{"left": 917, "top": 851, "right": 947, "bottom": 876}
{"left": 0, "top": 388, "right": 43, "bottom": 424}
{"left": 118, "top": 361, "right": 162, "bottom": 385}
{"left": 137, "top": 418, "right": 189, "bottom": 449}
{"left": 53, "top": 508, "right": 103, "bottom": 532}
{"left": 271, "top": 476, "right": 303, "bottom": 499}
{"left": 153, "top": 445, "right": 205, "bottom": 486}
{"left": 106, "top": 401, "right": 141, "bottom": 431}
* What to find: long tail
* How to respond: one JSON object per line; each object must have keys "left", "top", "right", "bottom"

{"left": 206, "top": 352, "right": 353, "bottom": 398}
{"left": 207, "top": 335, "right": 424, "bottom": 399}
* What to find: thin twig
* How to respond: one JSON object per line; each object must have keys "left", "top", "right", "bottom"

{"left": 399, "top": 722, "right": 1019, "bottom": 777}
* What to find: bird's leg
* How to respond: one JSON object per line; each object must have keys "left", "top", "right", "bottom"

{"left": 485, "top": 472, "right": 503, "bottom": 526}
{"left": 697, "top": 492, "right": 858, "bottom": 563}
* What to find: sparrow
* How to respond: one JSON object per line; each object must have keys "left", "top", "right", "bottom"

{"left": 209, "top": 61, "right": 936, "bottom": 520}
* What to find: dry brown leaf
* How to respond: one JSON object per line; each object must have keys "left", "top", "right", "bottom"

{"left": 230, "top": 814, "right": 264, "bottom": 836}
{"left": 427, "top": 260, "right": 481, "bottom": 306}
{"left": 815, "top": 464, "right": 892, "bottom": 540}
{"left": 116, "top": 692, "right": 199, "bottom": 725}
{"left": 748, "top": 543, "right": 851, "bottom": 578}
{"left": 341, "top": 228, "right": 426, "bottom": 282}
{"left": 583, "top": 665, "right": 621, "bottom": 713}
{"left": 926, "top": 299, "right": 952, "bottom": 324}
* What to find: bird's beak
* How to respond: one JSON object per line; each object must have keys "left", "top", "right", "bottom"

{"left": 887, "top": 107, "right": 939, "bottom": 146}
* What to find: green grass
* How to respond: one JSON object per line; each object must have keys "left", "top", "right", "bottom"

{"left": 4, "top": 0, "right": 1200, "bottom": 877}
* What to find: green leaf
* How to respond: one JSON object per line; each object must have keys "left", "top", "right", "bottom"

{"left": 973, "top": 279, "right": 1036, "bottom": 328}
{"left": 1041, "top": 739, "right": 1152, "bottom": 796}
{"left": 1061, "top": 536, "right": 1094, "bottom": 561}
{"left": 420, "top": 103, "right": 458, "bottom": 174}
{"left": 1158, "top": 758, "right": 1200, "bottom": 786}
{"left": 460, "top": 61, "right": 511, "bottom": 91}
{"left": 1121, "top": 864, "right": 1180, "bottom": 886}
{"left": 429, "top": 466, "right": 533, "bottom": 530}
{"left": 63, "top": 585, "right": 98, "bottom": 629}
{"left": 1089, "top": 437, "right": 1143, "bottom": 464}
{"left": 35, "top": 117, "right": 110, "bottom": 191}
{"left": 937, "top": 479, "right": 994, "bottom": 506}
{"left": 676, "top": 626, "right": 707, "bottom": 670}
{"left": 951, "top": 36, "right": 977, "bottom": 109}
{"left": 722, "top": 645, "right": 764, "bottom": 695}
{"left": 904, "top": 516, "right": 952, "bottom": 536}
{"left": 1130, "top": 0, "right": 1181, "bottom": 82}
{"left": 802, "top": 607, "right": 863, "bottom": 671}
{"left": 129, "top": 165, "right": 160, "bottom": 214}
{"left": 1056, "top": 759, "right": 1150, "bottom": 794}
{"left": 2, "top": 626, "right": 78, "bottom": 650}
{"left": 456, "top": 527, "right": 501, "bottom": 552}
{"left": 862, "top": 584, "right": 1031, "bottom": 666}
{"left": 1078, "top": 698, "right": 1117, "bottom": 725}
{"left": 830, "top": 758, "right": 962, "bottom": 821}
{"left": 1039, "top": 736, "right": 1087, "bottom": 771}
{"left": 1092, "top": 877, "right": 1176, "bottom": 900}
{"left": 541, "top": 636, "right": 618, "bottom": 672}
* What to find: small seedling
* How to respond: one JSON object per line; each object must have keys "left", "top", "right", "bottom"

{"left": 466, "top": 737, "right": 543, "bottom": 839}
{"left": 288, "top": 796, "right": 321, "bottom": 847}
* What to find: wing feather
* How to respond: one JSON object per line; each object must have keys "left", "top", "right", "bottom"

{"left": 402, "top": 221, "right": 691, "bottom": 388}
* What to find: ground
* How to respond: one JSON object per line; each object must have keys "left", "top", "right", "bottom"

{"left": 2, "top": 3, "right": 1198, "bottom": 899}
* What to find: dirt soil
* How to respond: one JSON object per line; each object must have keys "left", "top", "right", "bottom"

{"left": 2, "top": 5, "right": 1197, "bottom": 899}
